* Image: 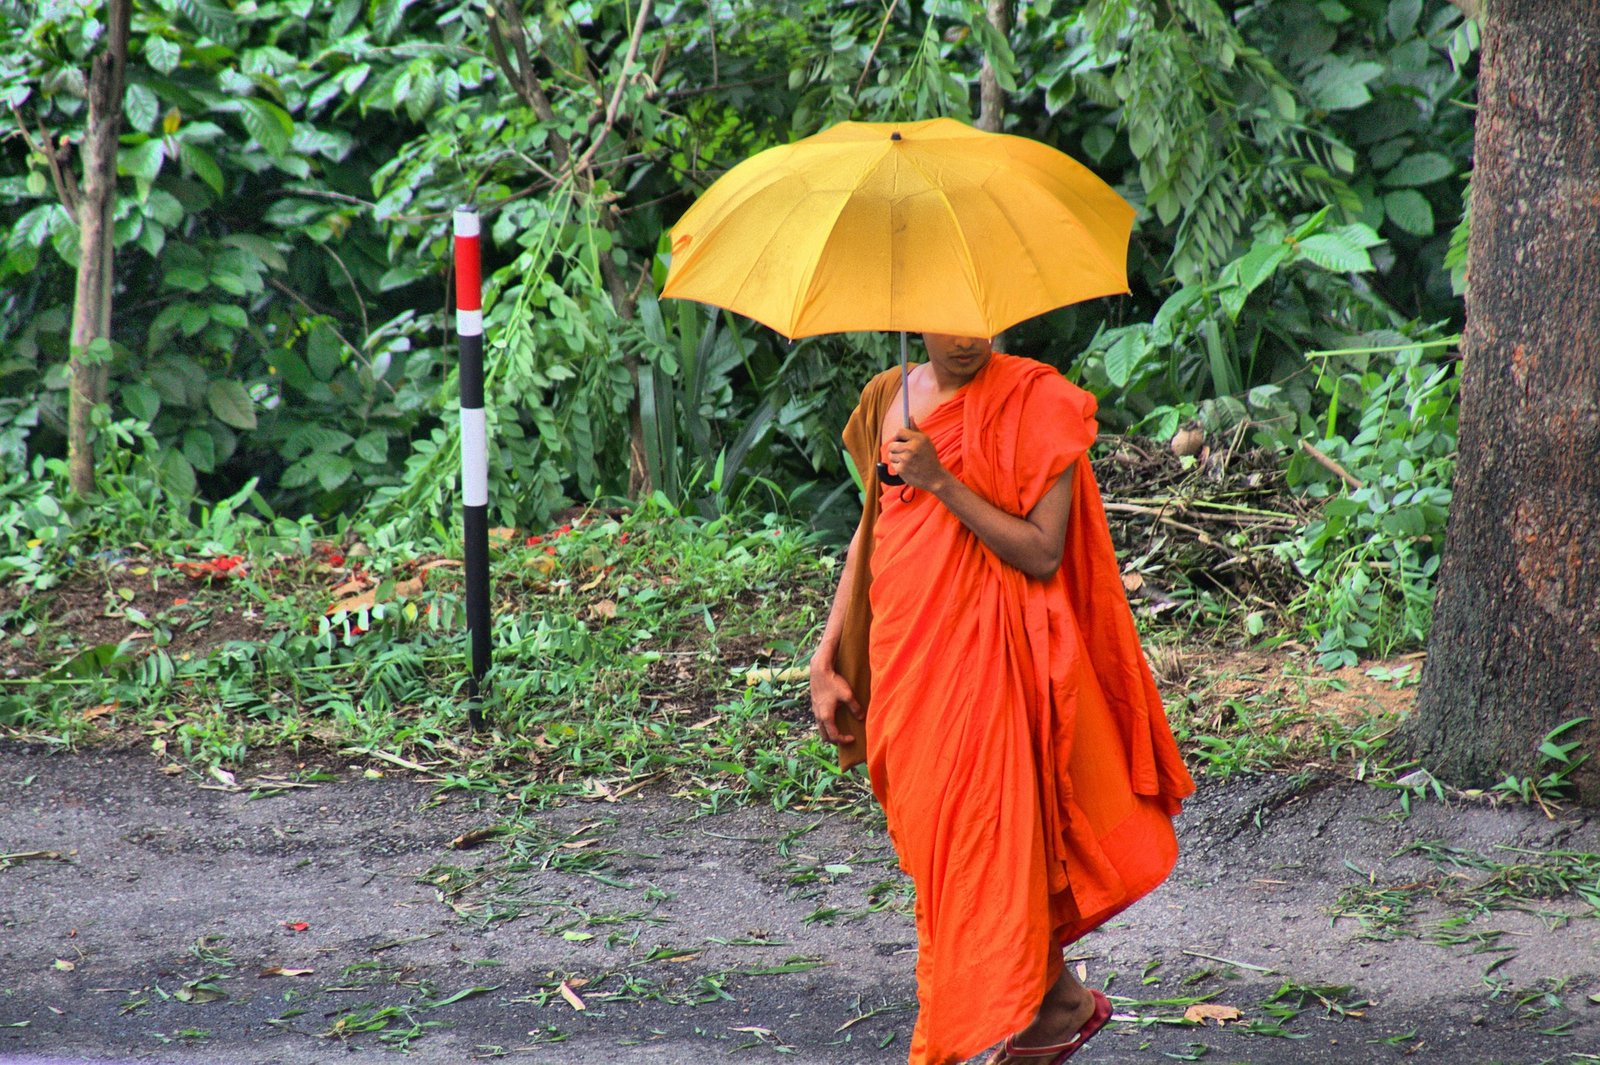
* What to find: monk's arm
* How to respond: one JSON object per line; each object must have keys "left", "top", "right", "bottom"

{"left": 808, "top": 523, "right": 865, "bottom": 745}
{"left": 930, "top": 464, "right": 1075, "bottom": 581}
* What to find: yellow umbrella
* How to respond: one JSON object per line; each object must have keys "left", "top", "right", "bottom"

{"left": 661, "top": 116, "right": 1134, "bottom": 340}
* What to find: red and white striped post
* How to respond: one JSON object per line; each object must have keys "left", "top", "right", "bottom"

{"left": 454, "top": 205, "right": 490, "bottom": 730}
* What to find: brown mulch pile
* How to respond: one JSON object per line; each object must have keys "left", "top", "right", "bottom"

{"left": 1090, "top": 436, "right": 1318, "bottom": 619}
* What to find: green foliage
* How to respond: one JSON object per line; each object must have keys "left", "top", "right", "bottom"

{"left": 1075, "top": 208, "right": 1401, "bottom": 443}
{"left": 1, "top": 0, "right": 1479, "bottom": 668}
{"left": 1284, "top": 338, "right": 1458, "bottom": 667}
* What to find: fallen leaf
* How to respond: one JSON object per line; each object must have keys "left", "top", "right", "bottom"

{"left": 559, "top": 839, "right": 599, "bottom": 850}
{"left": 83, "top": 702, "right": 119, "bottom": 720}
{"left": 558, "top": 980, "right": 587, "bottom": 1011}
{"left": 1121, "top": 572, "right": 1146, "bottom": 593}
{"left": 488, "top": 527, "right": 519, "bottom": 546}
{"left": 588, "top": 598, "right": 617, "bottom": 620}
{"left": 281, "top": 921, "right": 310, "bottom": 932}
{"left": 448, "top": 827, "right": 502, "bottom": 850}
{"left": 259, "top": 967, "right": 314, "bottom": 978}
{"left": 1184, "top": 1003, "right": 1241, "bottom": 1026}
{"left": 209, "top": 766, "right": 238, "bottom": 788}
{"left": 326, "top": 576, "right": 423, "bottom": 617}
{"left": 53, "top": 959, "right": 75, "bottom": 972}
{"left": 743, "top": 666, "right": 807, "bottom": 686}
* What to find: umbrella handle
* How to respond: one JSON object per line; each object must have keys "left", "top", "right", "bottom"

{"left": 876, "top": 461, "right": 905, "bottom": 487}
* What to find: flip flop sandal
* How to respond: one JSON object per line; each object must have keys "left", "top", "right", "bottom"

{"left": 985, "top": 989, "right": 1113, "bottom": 1065}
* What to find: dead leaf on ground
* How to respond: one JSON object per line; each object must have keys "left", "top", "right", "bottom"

{"left": 327, "top": 575, "right": 424, "bottom": 617}
{"left": 558, "top": 980, "right": 587, "bottom": 1011}
{"left": 83, "top": 702, "right": 119, "bottom": 721}
{"left": 1121, "top": 572, "right": 1146, "bottom": 593}
{"left": 1184, "top": 1003, "right": 1242, "bottom": 1026}
{"left": 447, "top": 827, "right": 503, "bottom": 850}
{"left": 743, "top": 666, "right": 806, "bottom": 686}
{"left": 488, "top": 527, "right": 519, "bottom": 546}
{"left": 588, "top": 598, "right": 617, "bottom": 620}
{"left": 259, "top": 967, "right": 314, "bottom": 978}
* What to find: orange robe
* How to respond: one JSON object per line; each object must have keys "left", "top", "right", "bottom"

{"left": 839, "top": 354, "right": 1194, "bottom": 1065}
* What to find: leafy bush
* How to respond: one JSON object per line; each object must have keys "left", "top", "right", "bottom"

{"left": 1284, "top": 338, "right": 1458, "bottom": 666}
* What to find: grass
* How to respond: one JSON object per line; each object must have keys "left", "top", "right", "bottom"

{"left": 4, "top": 497, "right": 864, "bottom": 812}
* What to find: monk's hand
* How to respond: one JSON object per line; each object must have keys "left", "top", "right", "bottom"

{"left": 808, "top": 663, "right": 863, "bottom": 746}
{"left": 887, "top": 428, "right": 948, "bottom": 492}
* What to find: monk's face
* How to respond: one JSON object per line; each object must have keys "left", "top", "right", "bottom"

{"left": 921, "top": 333, "right": 993, "bottom": 384}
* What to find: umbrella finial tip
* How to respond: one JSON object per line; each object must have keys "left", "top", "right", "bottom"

{"left": 891, "top": 131, "right": 902, "bottom": 141}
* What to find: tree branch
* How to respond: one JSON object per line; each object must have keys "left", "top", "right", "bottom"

{"left": 855, "top": 0, "right": 900, "bottom": 101}
{"left": 1299, "top": 438, "right": 1364, "bottom": 491}
{"left": 572, "top": 0, "right": 654, "bottom": 175}
{"left": 10, "top": 107, "right": 79, "bottom": 214}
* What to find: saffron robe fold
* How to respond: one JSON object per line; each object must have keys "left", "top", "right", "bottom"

{"left": 835, "top": 354, "right": 1195, "bottom": 1065}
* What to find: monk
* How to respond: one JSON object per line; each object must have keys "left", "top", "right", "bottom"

{"left": 809, "top": 334, "right": 1195, "bottom": 1065}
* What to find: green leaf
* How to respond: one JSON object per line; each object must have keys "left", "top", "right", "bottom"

{"left": 144, "top": 187, "right": 184, "bottom": 228}
{"left": 182, "top": 426, "right": 217, "bottom": 473}
{"left": 207, "top": 379, "right": 257, "bottom": 430}
{"left": 1081, "top": 125, "right": 1114, "bottom": 163}
{"left": 10, "top": 204, "right": 58, "bottom": 253}
{"left": 210, "top": 304, "right": 248, "bottom": 329}
{"left": 123, "top": 382, "right": 161, "bottom": 422}
{"left": 156, "top": 448, "right": 197, "bottom": 496}
{"left": 240, "top": 98, "right": 294, "bottom": 157}
{"left": 1295, "top": 233, "right": 1375, "bottom": 273}
{"left": 1381, "top": 152, "right": 1455, "bottom": 188}
{"left": 354, "top": 431, "right": 388, "bottom": 464}
{"left": 51, "top": 642, "right": 136, "bottom": 680}
{"left": 314, "top": 454, "right": 355, "bottom": 492}
{"left": 1236, "top": 241, "right": 1292, "bottom": 295}
{"left": 1383, "top": 189, "right": 1435, "bottom": 237}
{"left": 1103, "top": 330, "right": 1147, "bottom": 389}
{"left": 144, "top": 35, "right": 181, "bottom": 74}
{"left": 164, "top": 263, "right": 209, "bottom": 292}
{"left": 178, "top": 142, "right": 224, "bottom": 195}
{"left": 1387, "top": 0, "right": 1423, "bottom": 39}
{"left": 172, "top": 0, "right": 238, "bottom": 43}
{"left": 118, "top": 139, "right": 165, "bottom": 183}
{"left": 221, "top": 233, "right": 287, "bottom": 273}
{"left": 307, "top": 323, "right": 343, "bottom": 380}
{"left": 124, "top": 83, "right": 160, "bottom": 131}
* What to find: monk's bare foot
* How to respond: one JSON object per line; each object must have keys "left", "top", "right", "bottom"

{"left": 992, "top": 978, "right": 1097, "bottom": 1063}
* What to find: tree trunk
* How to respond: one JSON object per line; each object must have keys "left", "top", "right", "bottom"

{"left": 66, "top": 0, "right": 131, "bottom": 497}
{"left": 1406, "top": 1, "right": 1600, "bottom": 803}
{"left": 976, "top": 0, "right": 1007, "bottom": 134}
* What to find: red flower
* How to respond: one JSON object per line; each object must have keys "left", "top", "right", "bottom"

{"left": 326, "top": 553, "right": 345, "bottom": 566}
{"left": 526, "top": 534, "right": 544, "bottom": 546}
{"left": 618, "top": 532, "right": 631, "bottom": 545}
{"left": 543, "top": 546, "right": 557, "bottom": 556}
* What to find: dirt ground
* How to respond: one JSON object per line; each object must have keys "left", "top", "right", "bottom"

{"left": 1, "top": 743, "right": 1597, "bottom": 1065}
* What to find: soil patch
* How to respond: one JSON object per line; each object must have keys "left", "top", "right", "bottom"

{"left": 2, "top": 743, "right": 1595, "bottom": 1064}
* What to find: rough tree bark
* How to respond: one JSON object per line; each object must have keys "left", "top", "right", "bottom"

{"left": 65, "top": 0, "right": 131, "bottom": 496}
{"left": 1406, "top": 1, "right": 1600, "bottom": 803}
{"left": 976, "top": 0, "right": 1007, "bottom": 134}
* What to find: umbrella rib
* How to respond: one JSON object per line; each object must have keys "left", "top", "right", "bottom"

{"left": 897, "top": 152, "right": 989, "bottom": 334}
{"left": 787, "top": 148, "right": 895, "bottom": 337}
{"left": 1001, "top": 146, "right": 1131, "bottom": 294}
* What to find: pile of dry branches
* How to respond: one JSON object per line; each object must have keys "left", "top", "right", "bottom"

{"left": 1090, "top": 434, "right": 1317, "bottom": 619}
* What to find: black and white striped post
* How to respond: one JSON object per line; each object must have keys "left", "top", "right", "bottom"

{"left": 454, "top": 205, "right": 490, "bottom": 731}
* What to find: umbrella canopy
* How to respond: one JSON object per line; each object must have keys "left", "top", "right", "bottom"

{"left": 661, "top": 117, "right": 1134, "bottom": 340}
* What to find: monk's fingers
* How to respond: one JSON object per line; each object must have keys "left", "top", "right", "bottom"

{"left": 815, "top": 710, "right": 852, "bottom": 746}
